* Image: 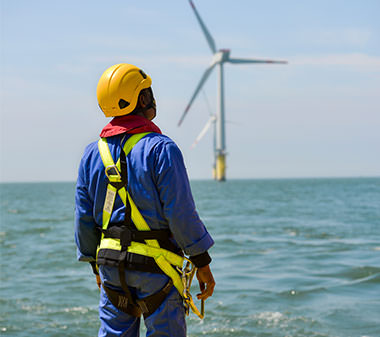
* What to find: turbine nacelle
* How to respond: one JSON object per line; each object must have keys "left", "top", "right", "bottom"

{"left": 212, "top": 49, "right": 231, "bottom": 64}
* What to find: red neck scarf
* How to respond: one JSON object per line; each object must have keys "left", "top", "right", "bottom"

{"left": 99, "top": 115, "right": 162, "bottom": 138}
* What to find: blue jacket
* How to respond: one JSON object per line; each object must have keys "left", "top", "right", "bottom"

{"left": 75, "top": 132, "right": 214, "bottom": 267}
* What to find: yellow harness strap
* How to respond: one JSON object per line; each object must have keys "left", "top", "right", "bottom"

{"left": 97, "top": 133, "right": 185, "bottom": 296}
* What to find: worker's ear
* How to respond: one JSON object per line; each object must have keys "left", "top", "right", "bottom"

{"left": 138, "top": 93, "right": 145, "bottom": 107}
{"left": 138, "top": 91, "right": 148, "bottom": 107}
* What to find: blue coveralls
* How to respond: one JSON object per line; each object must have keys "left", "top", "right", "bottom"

{"left": 75, "top": 132, "right": 214, "bottom": 337}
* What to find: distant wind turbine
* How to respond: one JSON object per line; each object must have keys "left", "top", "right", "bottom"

{"left": 191, "top": 114, "right": 216, "bottom": 150}
{"left": 178, "top": 0, "right": 287, "bottom": 181}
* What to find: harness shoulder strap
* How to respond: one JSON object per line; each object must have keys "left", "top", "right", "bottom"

{"left": 98, "top": 132, "right": 151, "bottom": 178}
{"left": 98, "top": 132, "right": 151, "bottom": 233}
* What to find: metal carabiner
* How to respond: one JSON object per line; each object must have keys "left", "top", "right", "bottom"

{"left": 181, "top": 258, "right": 205, "bottom": 319}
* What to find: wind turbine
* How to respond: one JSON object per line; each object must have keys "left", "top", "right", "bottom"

{"left": 178, "top": 0, "right": 287, "bottom": 181}
{"left": 191, "top": 114, "right": 216, "bottom": 150}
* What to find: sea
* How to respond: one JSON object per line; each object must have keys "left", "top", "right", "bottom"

{"left": 0, "top": 178, "right": 379, "bottom": 337}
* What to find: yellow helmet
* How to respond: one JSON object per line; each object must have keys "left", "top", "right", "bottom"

{"left": 96, "top": 63, "right": 152, "bottom": 117}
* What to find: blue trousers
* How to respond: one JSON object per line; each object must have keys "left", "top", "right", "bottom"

{"left": 98, "top": 268, "right": 186, "bottom": 337}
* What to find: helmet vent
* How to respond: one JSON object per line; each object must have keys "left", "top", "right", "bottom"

{"left": 118, "top": 99, "right": 130, "bottom": 109}
{"left": 139, "top": 70, "right": 147, "bottom": 79}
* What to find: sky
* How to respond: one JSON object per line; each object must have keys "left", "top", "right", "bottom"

{"left": 1, "top": 0, "right": 379, "bottom": 182}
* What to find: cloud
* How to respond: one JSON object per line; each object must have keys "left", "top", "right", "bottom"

{"left": 292, "top": 28, "right": 373, "bottom": 49}
{"left": 54, "top": 54, "right": 211, "bottom": 75}
{"left": 314, "top": 28, "right": 372, "bottom": 48}
{"left": 292, "top": 53, "right": 380, "bottom": 71}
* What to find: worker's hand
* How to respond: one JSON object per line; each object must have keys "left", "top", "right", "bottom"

{"left": 96, "top": 274, "right": 101, "bottom": 290}
{"left": 196, "top": 264, "right": 215, "bottom": 300}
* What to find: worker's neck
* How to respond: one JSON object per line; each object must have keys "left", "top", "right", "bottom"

{"left": 132, "top": 108, "right": 156, "bottom": 121}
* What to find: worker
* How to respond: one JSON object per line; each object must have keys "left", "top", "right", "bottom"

{"left": 75, "top": 63, "right": 215, "bottom": 337}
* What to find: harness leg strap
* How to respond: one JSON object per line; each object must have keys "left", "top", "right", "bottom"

{"left": 102, "top": 269, "right": 174, "bottom": 319}
{"left": 136, "top": 279, "right": 174, "bottom": 319}
{"left": 102, "top": 282, "right": 142, "bottom": 318}
{"left": 116, "top": 250, "right": 142, "bottom": 317}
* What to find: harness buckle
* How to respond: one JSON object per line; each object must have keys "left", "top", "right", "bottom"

{"left": 136, "top": 299, "right": 149, "bottom": 314}
{"left": 120, "top": 227, "right": 132, "bottom": 249}
{"left": 105, "top": 165, "right": 122, "bottom": 181}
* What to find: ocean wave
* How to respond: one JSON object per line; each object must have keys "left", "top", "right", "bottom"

{"left": 62, "top": 306, "right": 90, "bottom": 314}
{"left": 6, "top": 208, "right": 25, "bottom": 214}
{"left": 253, "top": 311, "right": 286, "bottom": 327}
{"left": 318, "top": 266, "right": 380, "bottom": 282}
{"left": 189, "top": 310, "right": 330, "bottom": 337}
{"left": 27, "top": 216, "right": 72, "bottom": 224}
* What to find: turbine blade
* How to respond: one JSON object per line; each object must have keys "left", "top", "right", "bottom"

{"left": 178, "top": 63, "right": 216, "bottom": 126}
{"left": 228, "top": 57, "right": 288, "bottom": 64}
{"left": 189, "top": 0, "right": 217, "bottom": 53}
{"left": 191, "top": 115, "right": 216, "bottom": 149}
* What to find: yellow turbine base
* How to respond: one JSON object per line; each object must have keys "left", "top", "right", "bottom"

{"left": 215, "top": 154, "right": 226, "bottom": 181}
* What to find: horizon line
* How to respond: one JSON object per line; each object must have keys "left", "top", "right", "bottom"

{"left": 1, "top": 175, "right": 379, "bottom": 184}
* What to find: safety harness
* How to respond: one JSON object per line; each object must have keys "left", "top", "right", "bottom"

{"left": 96, "top": 132, "right": 203, "bottom": 318}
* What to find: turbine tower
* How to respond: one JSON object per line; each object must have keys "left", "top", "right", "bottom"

{"left": 178, "top": 0, "right": 287, "bottom": 181}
